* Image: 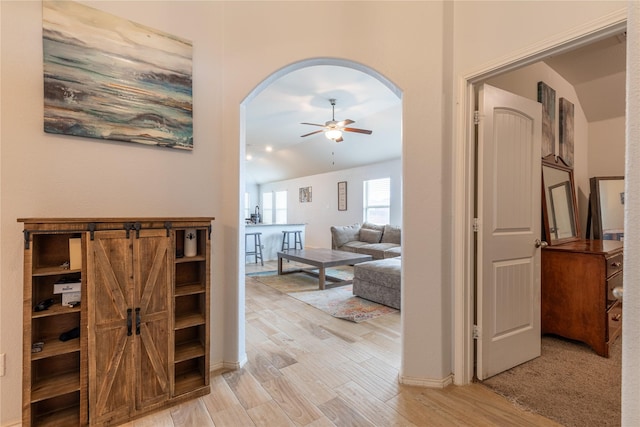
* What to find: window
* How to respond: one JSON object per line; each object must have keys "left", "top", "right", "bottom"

{"left": 261, "top": 190, "right": 288, "bottom": 224}
{"left": 363, "top": 178, "right": 390, "bottom": 224}
{"left": 244, "top": 192, "right": 250, "bottom": 220}
{"left": 262, "top": 192, "right": 273, "bottom": 224}
{"left": 275, "top": 190, "right": 288, "bottom": 224}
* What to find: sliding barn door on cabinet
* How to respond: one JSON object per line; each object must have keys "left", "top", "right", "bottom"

{"left": 87, "top": 229, "right": 171, "bottom": 425}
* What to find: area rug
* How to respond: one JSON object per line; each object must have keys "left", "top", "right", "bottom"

{"left": 482, "top": 335, "right": 621, "bottom": 427}
{"left": 251, "top": 270, "right": 398, "bottom": 322}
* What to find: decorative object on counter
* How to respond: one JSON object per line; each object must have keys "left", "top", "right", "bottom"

{"left": 537, "top": 81, "right": 556, "bottom": 157}
{"left": 299, "top": 186, "right": 312, "bottom": 203}
{"left": 338, "top": 181, "right": 347, "bottom": 211}
{"left": 589, "top": 176, "right": 625, "bottom": 240}
{"left": 184, "top": 228, "right": 197, "bottom": 257}
{"left": 559, "top": 97, "right": 574, "bottom": 167}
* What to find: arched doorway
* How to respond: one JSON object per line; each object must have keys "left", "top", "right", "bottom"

{"left": 238, "top": 58, "right": 403, "bottom": 362}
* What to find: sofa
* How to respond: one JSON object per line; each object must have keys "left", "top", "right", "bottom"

{"left": 330, "top": 222, "right": 401, "bottom": 260}
{"left": 353, "top": 257, "right": 401, "bottom": 309}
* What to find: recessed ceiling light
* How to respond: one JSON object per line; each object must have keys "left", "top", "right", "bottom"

{"left": 246, "top": 154, "right": 253, "bottom": 161}
{"left": 265, "top": 146, "right": 273, "bottom": 152}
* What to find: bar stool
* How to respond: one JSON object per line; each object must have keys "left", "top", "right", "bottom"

{"left": 281, "top": 230, "right": 303, "bottom": 252}
{"left": 245, "top": 232, "right": 264, "bottom": 266}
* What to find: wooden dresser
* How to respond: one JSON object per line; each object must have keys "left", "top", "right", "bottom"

{"left": 542, "top": 239, "right": 623, "bottom": 357}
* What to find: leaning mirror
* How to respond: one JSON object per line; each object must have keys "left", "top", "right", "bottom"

{"left": 590, "top": 176, "right": 624, "bottom": 240}
{"left": 542, "top": 156, "right": 581, "bottom": 245}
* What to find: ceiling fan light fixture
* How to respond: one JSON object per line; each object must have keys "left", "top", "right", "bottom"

{"left": 325, "top": 129, "right": 343, "bottom": 141}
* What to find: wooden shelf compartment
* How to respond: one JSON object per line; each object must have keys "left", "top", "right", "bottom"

{"left": 174, "top": 228, "right": 208, "bottom": 260}
{"left": 174, "top": 357, "right": 206, "bottom": 396}
{"left": 31, "top": 352, "right": 80, "bottom": 402}
{"left": 31, "top": 391, "right": 80, "bottom": 427}
{"left": 175, "top": 260, "right": 205, "bottom": 288}
{"left": 174, "top": 325, "right": 205, "bottom": 363}
{"left": 174, "top": 293, "right": 205, "bottom": 330}
{"left": 31, "top": 233, "right": 82, "bottom": 271}
{"left": 32, "top": 312, "right": 80, "bottom": 343}
{"left": 32, "top": 338, "right": 80, "bottom": 361}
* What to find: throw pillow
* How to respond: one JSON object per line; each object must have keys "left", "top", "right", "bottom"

{"left": 360, "top": 228, "right": 383, "bottom": 243}
{"left": 331, "top": 223, "right": 361, "bottom": 247}
{"left": 381, "top": 225, "right": 401, "bottom": 244}
{"left": 361, "top": 222, "right": 385, "bottom": 233}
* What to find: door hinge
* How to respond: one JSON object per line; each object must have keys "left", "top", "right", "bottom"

{"left": 473, "top": 324, "right": 481, "bottom": 340}
{"left": 474, "top": 110, "right": 480, "bottom": 125}
{"left": 473, "top": 218, "right": 479, "bottom": 233}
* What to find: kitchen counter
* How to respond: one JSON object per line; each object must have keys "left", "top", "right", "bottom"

{"left": 245, "top": 223, "right": 306, "bottom": 261}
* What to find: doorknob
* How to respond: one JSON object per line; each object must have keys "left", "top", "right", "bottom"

{"left": 535, "top": 239, "right": 548, "bottom": 248}
{"left": 612, "top": 286, "right": 623, "bottom": 300}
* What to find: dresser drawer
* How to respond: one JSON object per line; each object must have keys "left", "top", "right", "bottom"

{"left": 607, "top": 272, "right": 623, "bottom": 302}
{"left": 606, "top": 253, "right": 623, "bottom": 278}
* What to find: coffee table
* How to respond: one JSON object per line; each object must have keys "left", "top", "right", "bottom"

{"left": 277, "top": 248, "right": 373, "bottom": 290}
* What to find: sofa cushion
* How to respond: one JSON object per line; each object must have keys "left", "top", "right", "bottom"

{"left": 356, "top": 243, "right": 399, "bottom": 259}
{"left": 381, "top": 225, "right": 401, "bottom": 244}
{"left": 340, "top": 241, "right": 370, "bottom": 253}
{"left": 331, "top": 223, "right": 360, "bottom": 248}
{"left": 359, "top": 228, "right": 383, "bottom": 243}
{"left": 362, "top": 222, "right": 385, "bottom": 233}
{"left": 383, "top": 246, "right": 402, "bottom": 258}
{"left": 354, "top": 257, "right": 401, "bottom": 291}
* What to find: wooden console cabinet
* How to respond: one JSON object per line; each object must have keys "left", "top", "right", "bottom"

{"left": 20, "top": 218, "right": 213, "bottom": 426}
{"left": 541, "top": 239, "right": 623, "bottom": 357}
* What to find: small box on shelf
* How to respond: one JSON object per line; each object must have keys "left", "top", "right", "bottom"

{"left": 54, "top": 281, "right": 81, "bottom": 307}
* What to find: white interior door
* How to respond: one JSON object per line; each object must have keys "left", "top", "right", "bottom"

{"left": 476, "top": 84, "right": 542, "bottom": 380}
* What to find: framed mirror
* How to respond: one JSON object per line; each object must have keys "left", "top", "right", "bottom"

{"left": 590, "top": 176, "right": 624, "bottom": 241}
{"left": 542, "top": 156, "right": 581, "bottom": 245}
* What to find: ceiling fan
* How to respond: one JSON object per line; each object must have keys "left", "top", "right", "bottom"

{"left": 300, "top": 98, "right": 373, "bottom": 142}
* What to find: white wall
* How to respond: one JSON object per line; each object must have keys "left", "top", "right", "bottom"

{"left": 589, "top": 116, "right": 626, "bottom": 176}
{"left": 259, "top": 159, "right": 402, "bottom": 249}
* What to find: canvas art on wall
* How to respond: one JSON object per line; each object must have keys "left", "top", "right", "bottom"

{"left": 42, "top": 1, "right": 193, "bottom": 150}
{"left": 299, "top": 187, "right": 312, "bottom": 203}
{"left": 559, "top": 98, "right": 575, "bottom": 167}
{"left": 537, "top": 81, "right": 556, "bottom": 158}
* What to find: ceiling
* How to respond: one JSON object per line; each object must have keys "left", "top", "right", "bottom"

{"left": 245, "top": 35, "right": 626, "bottom": 186}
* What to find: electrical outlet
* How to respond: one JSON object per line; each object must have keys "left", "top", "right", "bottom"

{"left": 0, "top": 353, "right": 5, "bottom": 376}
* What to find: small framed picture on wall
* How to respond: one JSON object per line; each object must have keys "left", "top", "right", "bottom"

{"left": 338, "top": 181, "right": 347, "bottom": 211}
{"left": 299, "top": 186, "right": 312, "bottom": 203}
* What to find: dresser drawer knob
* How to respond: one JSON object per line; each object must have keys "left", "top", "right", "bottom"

{"left": 613, "top": 286, "right": 623, "bottom": 300}
{"left": 612, "top": 313, "right": 621, "bottom": 321}
{"left": 611, "top": 261, "right": 622, "bottom": 267}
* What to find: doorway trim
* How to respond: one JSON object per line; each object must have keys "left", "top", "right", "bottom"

{"left": 452, "top": 9, "right": 628, "bottom": 385}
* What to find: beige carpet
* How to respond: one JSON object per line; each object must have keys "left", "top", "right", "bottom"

{"left": 482, "top": 335, "right": 621, "bottom": 427}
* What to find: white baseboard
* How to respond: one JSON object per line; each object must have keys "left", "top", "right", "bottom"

{"left": 209, "top": 354, "right": 248, "bottom": 373}
{"left": 399, "top": 373, "right": 454, "bottom": 389}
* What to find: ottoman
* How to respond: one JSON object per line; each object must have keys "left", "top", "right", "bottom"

{"left": 353, "top": 257, "right": 401, "bottom": 309}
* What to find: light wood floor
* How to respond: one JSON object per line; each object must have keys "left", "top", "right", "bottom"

{"left": 123, "top": 260, "right": 559, "bottom": 426}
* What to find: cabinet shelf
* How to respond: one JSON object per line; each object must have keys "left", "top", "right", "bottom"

{"left": 175, "top": 283, "right": 205, "bottom": 296}
{"left": 175, "top": 313, "right": 205, "bottom": 330}
{"left": 32, "top": 267, "right": 81, "bottom": 277}
{"left": 175, "top": 255, "right": 206, "bottom": 264}
{"left": 32, "top": 340, "right": 80, "bottom": 361}
{"left": 31, "top": 371, "right": 80, "bottom": 403}
{"left": 175, "top": 340, "right": 205, "bottom": 363}
{"left": 32, "top": 304, "right": 81, "bottom": 319}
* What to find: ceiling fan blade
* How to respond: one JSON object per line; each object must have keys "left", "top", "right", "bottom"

{"left": 300, "top": 122, "right": 326, "bottom": 127}
{"left": 336, "top": 119, "right": 355, "bottom": 127}
{"left": 343, "top": 127, "right": 373, "bottom": 135}
{"left": 300, "top": 129, "right": 324, "bottom": 137}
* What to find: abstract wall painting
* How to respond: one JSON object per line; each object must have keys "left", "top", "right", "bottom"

{"left": 559, "top": 98, "right": 575, "bottom": 168}
{"left": 299, "top": 187, "right": 312, "bottom": 203}
{"left": 537, "top": 81, "right": 556, "bottom": 158}
{"left": 42, "top": 1, "right": 193, "bottom": 150}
